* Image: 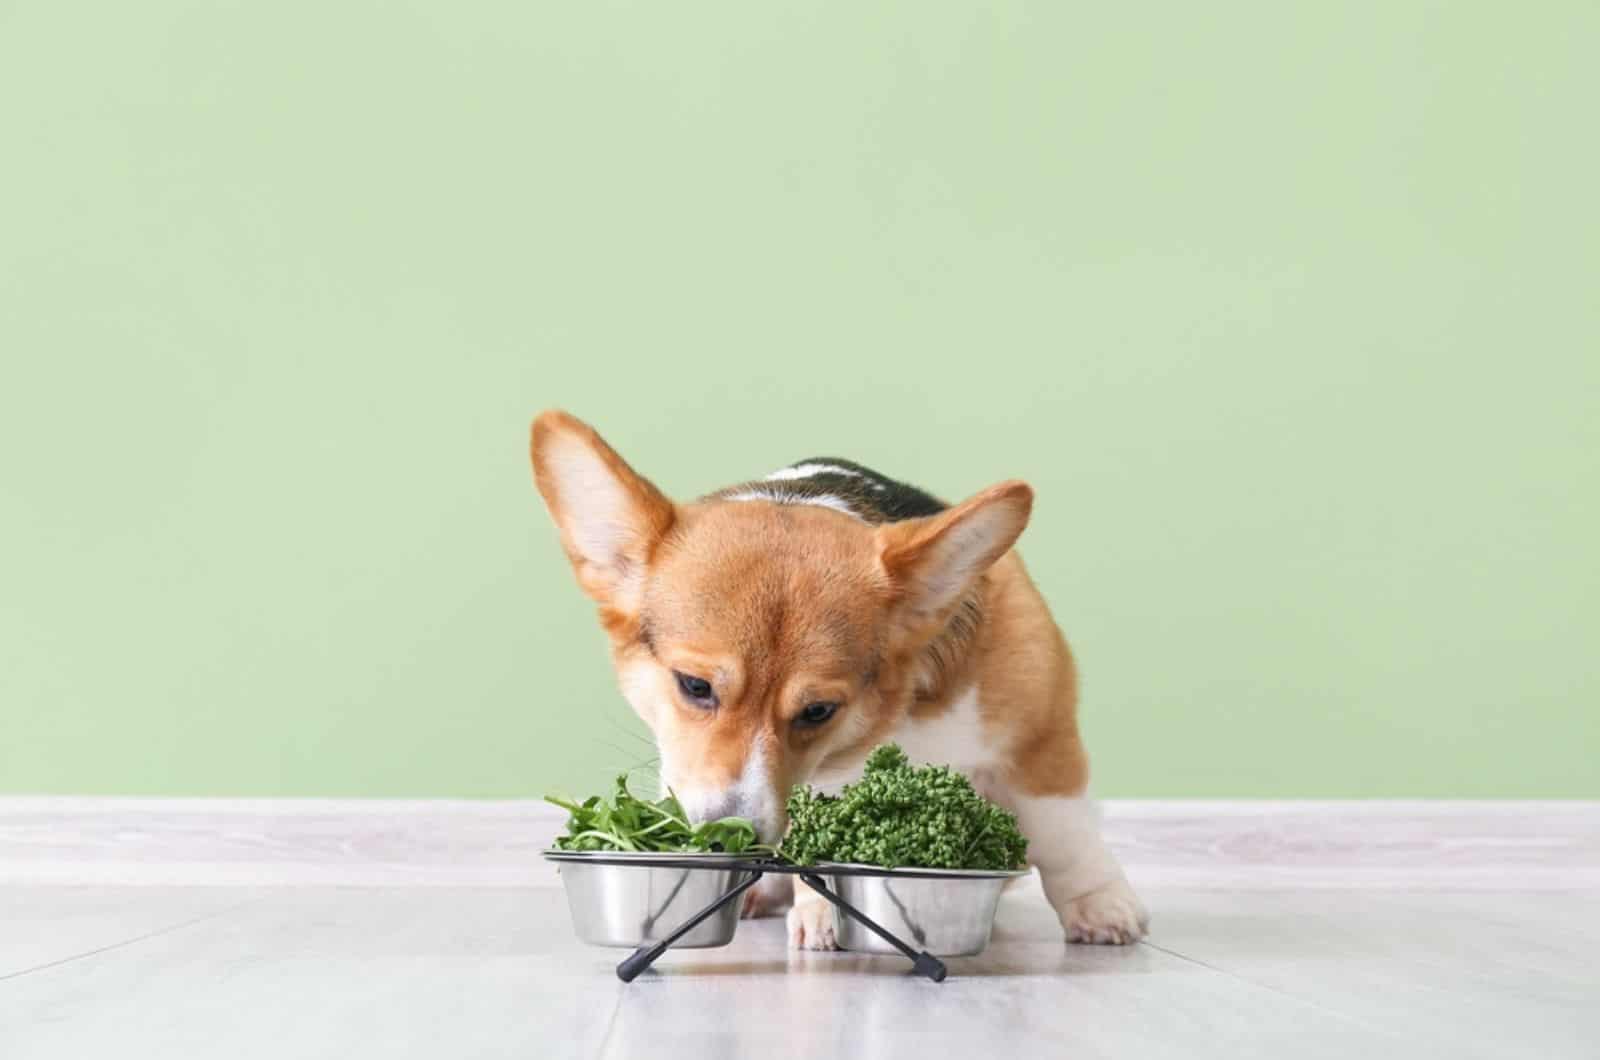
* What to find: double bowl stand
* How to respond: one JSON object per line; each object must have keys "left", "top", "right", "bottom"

{"left": 557, "top": 855, "right": 954, "bottom": 983}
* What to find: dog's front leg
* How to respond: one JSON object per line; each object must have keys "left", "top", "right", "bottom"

{"left": 785, "top": 877, "right": 839, "bottom": 949}
{"left": 1009, "top": 792, "right": 1148, "bottom": 945}
{"left": 740, "top": 871, "right": 795, "bottom": 918}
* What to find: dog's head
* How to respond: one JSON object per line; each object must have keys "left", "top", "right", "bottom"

{"left": 529, "top": 411, "right": 1031, "bottom": 840}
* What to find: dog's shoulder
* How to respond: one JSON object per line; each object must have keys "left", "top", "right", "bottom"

{"left": 708, "top": 458, "right": 947, "bottom": 524}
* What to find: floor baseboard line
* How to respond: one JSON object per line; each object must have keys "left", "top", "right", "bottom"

{"left": 3, "top": 798, "right": 1596, "bottom": 889}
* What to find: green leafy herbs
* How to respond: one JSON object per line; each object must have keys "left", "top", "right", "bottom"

{"left": 545, "top": 774, "right": 770, "bottom": 855}
{"left": 780, "top": 744, "right": 1029, "bottom": 871}
{"left": 548, "top": 745, "right": 1028, "bottom": 869}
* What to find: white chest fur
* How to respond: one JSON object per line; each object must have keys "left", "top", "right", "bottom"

{"left": 889, "top": 687, "right": 995, "bottom": 774}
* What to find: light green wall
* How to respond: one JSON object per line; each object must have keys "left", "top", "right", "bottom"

{"left": 3, "top": 2, "right": 1596, "bottom": 798}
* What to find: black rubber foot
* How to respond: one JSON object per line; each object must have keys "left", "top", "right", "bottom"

{"left": 912, "top": 952, "right": 948, "bottom": 982}
{"left": 616, "top": 945, "right": 659, "bottom": 982}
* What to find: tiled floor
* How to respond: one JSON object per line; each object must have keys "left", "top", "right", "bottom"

{"left": 3, "top": 879, "right": 1597, "bottom": 1060}
{"left": 3, "top": 801, "right": 1596, "bottom": 1059}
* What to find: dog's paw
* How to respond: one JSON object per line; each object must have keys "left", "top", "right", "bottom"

{"left": 740, "top": 875, "right": 793, "bottom": 919}
{"left": 786, "top": 898, "right": 839, "bottom": 950}
{"left": 1060, "top": 879, "right": 1149, "bottom": 945}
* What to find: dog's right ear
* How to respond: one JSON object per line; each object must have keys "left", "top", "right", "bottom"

{"left": 530, "top": 411, "right": 676, "bottom": 610}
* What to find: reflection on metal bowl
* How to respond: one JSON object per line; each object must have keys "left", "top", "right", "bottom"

{"left": 821, "top": 864, "right": 1031, "bottom": 957}
{"left": 547, "top": 852, "right": 753, "bottom": 949}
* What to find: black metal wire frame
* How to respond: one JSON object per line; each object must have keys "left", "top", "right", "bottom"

{"left": 605, "top": 860, "right": 952, "bottom": 983}
{"left": 547, "top": 854, "right": 1007, "bottom": 881}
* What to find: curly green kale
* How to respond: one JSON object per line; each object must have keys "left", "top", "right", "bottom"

{"left": 780, "top": 744, "right": 1028, "bottom": 870}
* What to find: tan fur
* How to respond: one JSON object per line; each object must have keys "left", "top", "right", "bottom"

{"left": 529, "top": 410, "right": 1144, "bottom": 945}
{"left": 529, "top": 412, "right": 1076, "bottom": 801}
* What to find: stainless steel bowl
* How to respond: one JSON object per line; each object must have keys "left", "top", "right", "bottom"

{"left": 822, "top": 864, "right": 1032, "bottom": 957}
{"left": 545, "top": 852, "right": 753, "bottom": 949}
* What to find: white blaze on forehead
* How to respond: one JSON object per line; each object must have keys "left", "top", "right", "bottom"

{"left": 764, "top": 463, "right": 862, "bottom": 482}
{"left": 731, "top": 739, "right": 774, "bottom": 817}
{"left": 721, "top": 488, "right": 863, "bottom": 521}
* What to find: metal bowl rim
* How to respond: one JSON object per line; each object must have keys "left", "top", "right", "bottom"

{"left": 542, "top": 849, "right": 751, "bottom": 865}
{"left": 817, "top": 861, "right": 1032, "bottom": 879}
{"left": 541, "top": 851, "right": 1032, "bottom": 879}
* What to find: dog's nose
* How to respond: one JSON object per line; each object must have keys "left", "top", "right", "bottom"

{"left": 676, "top": 788, "right": 732, "bottom": 823}
{"left": 688, "top": 794, "right": 754, "bottom": 831}
{"left": 680, "top": 791, "right": 783, "bottom": 844}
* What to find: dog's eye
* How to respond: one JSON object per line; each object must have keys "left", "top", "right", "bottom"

{"left": 796, "top": 701, "right": 839, "bottom": 727}
{"left": 674, "top": 671, "right": 716, "bottom": 706}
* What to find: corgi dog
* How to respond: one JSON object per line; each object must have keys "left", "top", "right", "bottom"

{"left": 529, "top": 411, "right": 1148, "bottom": 948}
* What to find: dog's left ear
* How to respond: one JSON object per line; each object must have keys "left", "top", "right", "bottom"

{"left": 530, "top": 410, "right": 676, "bottom": 611}
{"left": 876, "top": 480, "right": 1034, "bottom": 631}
